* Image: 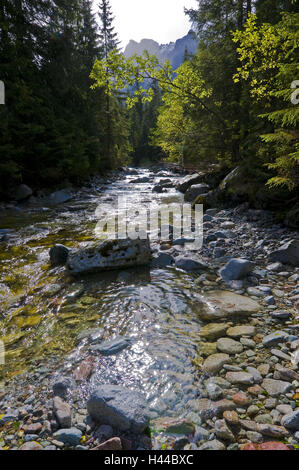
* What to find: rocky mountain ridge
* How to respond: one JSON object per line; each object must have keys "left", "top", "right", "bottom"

{"left": 124, "top": 30, "right": 198, "bottom": 69}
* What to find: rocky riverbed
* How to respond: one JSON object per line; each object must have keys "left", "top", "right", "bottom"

{"left": 0, "top": 167, "right": 298, "bottom": 451}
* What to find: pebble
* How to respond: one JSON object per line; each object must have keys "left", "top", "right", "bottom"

{"left": 19, "top": 442, "right": 43, "bottom": 451}
{"left": 198, "top": 439, "right": 226, "bottom": 451}
{"left": 232, "top": 392, "right": 250, "bottom": 407}
{"left": 262, "top": 331, "right": 288, "bottom": 347}
{"left": 53, "top": 428, "right": 82, "bottom": 447}
{"left": 262, "top": 379, "right": 293, "bottom": 397}
{"left": 202, "top": 354, "right": 230, "bottom": 375}
{"left": 226, "top": 372, "right": 255, "bottom": 385}
{"left": 217, "top": 338, "right": 243, "bottom": 354}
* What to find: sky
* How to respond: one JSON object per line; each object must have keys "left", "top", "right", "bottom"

{"left": 95, "top": 0, "right": 198, "bottom": 50}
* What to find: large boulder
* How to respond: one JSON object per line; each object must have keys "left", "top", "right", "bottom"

{"left": 184, "top": 184, "right": 210, "bottom": 202}
{"left": 176, "top": 174, "right": 203, "bottom": 193}
{"left": 268, "top": 240, "right": 299, "bottom": 267}
{"left": 219, "top": 167, "right": 241, "bottom": 191}
{"left": 67, "top": 238, "right": 152, "bottom": 275}
{"left": 196, "top": 291, "right": 260, "bottom": 321}
{"left": 49, "top": 189, "right": 73, "bottom": 205}
{"left": 130, "top": 177, "right": 150, "bottom": 184}
{"left": 15, "top": 184, "right": 33, "bottom": 201}
{"left": 220, "top": 258, "right": 254, "bottom": 282}
{"left": 87, "top": 385, "right": 149, "bottom": 433}
{"left": 49, "top": 244, "right": 70, "bottom": 266}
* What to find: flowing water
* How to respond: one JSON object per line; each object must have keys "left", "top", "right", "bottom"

{"left": 0, "top": 170, "right": 207, "bottom": 419}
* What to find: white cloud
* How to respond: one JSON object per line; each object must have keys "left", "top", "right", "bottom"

{"left": 95, "top": 0, "right": 198, "bottom": 49}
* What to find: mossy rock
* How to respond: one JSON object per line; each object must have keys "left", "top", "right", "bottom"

{"left": 197, "top": 341, "right": 218, "bottom": 357}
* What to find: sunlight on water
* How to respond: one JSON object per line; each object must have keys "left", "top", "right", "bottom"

{"left": 0, "top": 170, "right": 204, "bottom": 416}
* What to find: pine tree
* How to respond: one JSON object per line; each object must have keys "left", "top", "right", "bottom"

{"left": 98, "top": 0, "right": 120, "bottom": 58}
{"left": 97, "top": 0, "right": 123, "bottom": 169}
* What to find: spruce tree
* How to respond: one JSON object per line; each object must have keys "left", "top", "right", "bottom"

{"left": 98, "top": 0, "right": 120, "bottom": 58}
{"left": 97, "top": 0, "right": 123, "bottom": 169}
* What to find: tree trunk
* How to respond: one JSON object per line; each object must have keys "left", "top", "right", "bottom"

{"left": 247, "top": 0, "right": 252, "bottom": 17}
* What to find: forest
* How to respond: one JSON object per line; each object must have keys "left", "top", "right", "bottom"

{"left": 0, "top": 0, "right": 298, "bottom": 213}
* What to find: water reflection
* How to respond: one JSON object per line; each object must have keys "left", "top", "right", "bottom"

{"left": 0, "top": 169, "right": 203, "bottom": 417}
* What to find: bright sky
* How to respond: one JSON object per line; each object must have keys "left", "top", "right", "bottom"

{"left": 95, "top": 0, "right": 198, "bottom": 50}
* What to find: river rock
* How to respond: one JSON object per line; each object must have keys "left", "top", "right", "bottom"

{"left": 197, "top": 398, "right": 236, "bottom": 421}
{"left": 262, "top": 331, "right": 288, "bottom": 347}
{"left": 23, "top": 423, "right": 43, "bottom": 434}
{"left": 215, "top": 419, "right": 235, "bottom": 442}
{"left": 53, "top": 396, "right": 72, "bottom": 428}
{"left": 184, "top": 184, "right": 210, "bottom": 202}
{"left": 73, "top": 357, "right": 94, "bottom": 382}
{"left": 227, "top": 325, "right": 255, "bottom": 338}
{"left": 49, "top": 189, "right": 73, "bottom": 205}
{"left": 91, "top": 336, "right": 132, "bottom": 355}
{"left": 19, "top": 442, "right": 43, "bottom": 450}
{"left": 53, "top": 428, "right": 82, "bottom": 446}
{"left": 197, "top": 291, "right": 260, "bottom": 321}
{"left": 268, "top": 239, "right": 299, "bottom": 267}
{"left": 226, "top": 372, "right": 255, "bottom": 385}
{"left": 92, "top": 437, "right": 122, "bottom": 451}
{"left": 15, "top": 184, "right": 33, "bottom": 201}
{"left": 202, "top": 353, "right": 230, "bottom": 375}
{"left": 241, "top": 441, "right": 290, "bottom": 451}
{"left": 52, "top": 376, "right": 73, "bottom": 398}
{"left": 246, "top": 367, "right": 263, "bottom": 384}
{"left": 87, "top": 385, "right": 149, "bottom": 433}
{"left": 223, "top": 410, "right": 239, "bottom": 425}
{"left": 130, "top": 177, "right": 150, "bottom": 183}
{"left": 177, "top": 174, "right": 203, "bottom": 193}
{"left": 67, "top": 238, "right": 152, "bottom": 274}
{"left": 0, "top": 413, "right": 17, "bottom": 426}
{"left": 49, "top": 244, "right": 70, "bottom": 266}
{"left": 256, "top": 423, "right": 289, "bottom": 438}
{"left": 151, "top": 253, "right": 174, "bottom": 268}
{"left": 206, "top": 383, "right": 223, "bottom": 400}
{"left": 175, "top": 257, "right": 208, "bottom": 272}
{"left": 220, "top": 258, "right": 254, "bottom": 282}
{"left": 232, "top": 392, "right": 250, "bottom": 406}
{"left": 152, "top": 184, "right": 164, "bottom": 193}
{"left": 200, "top": 323, "right": 228, "bottom": 341}
{"left": 153, "top": 417, "right": 195, "bottom": 435}
{"left": 273, "top": 368, "right": 299, "bottom": 383}
{"left": 198, "top": 439, "right": 226, "bottom": 451}
{"left": 262, "top": 379, "right": 293, "bottom": 397}
{"left": 217, "top": 338, "right": 243, "bottom": 354}
{"left": 198, "top": 342, "right": 217, "bottom": 356}
{"left": 281, "top": 410, "right": 299, "bottom": 431}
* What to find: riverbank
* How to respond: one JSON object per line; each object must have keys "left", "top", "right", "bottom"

{"left": 0, "top": 168, "right": 298, "bottom": 451}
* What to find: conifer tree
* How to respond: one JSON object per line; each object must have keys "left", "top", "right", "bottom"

{"left": 97, "top": 0, "right": 124, "bottom": 169}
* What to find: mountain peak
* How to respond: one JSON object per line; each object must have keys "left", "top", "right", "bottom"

{"left": 124, "top": 31, "right": 198, "bottom": 69}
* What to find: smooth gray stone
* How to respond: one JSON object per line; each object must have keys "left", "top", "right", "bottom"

{"left": 91, "top": 336, "right": 132, "bottom": 355}
{"left": 87, "top": 385, "right": 149, "bottom": 433}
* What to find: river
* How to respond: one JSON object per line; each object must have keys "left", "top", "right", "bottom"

{"left": 0, "top": 168, "right": 206, "bottom": 421}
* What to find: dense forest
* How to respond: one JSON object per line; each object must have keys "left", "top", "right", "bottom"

{"left": 0, "top": 0, "right": 298, "bottom": 214}
{"left": 0, "top": 0, "right": 132, "bottom": 197}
